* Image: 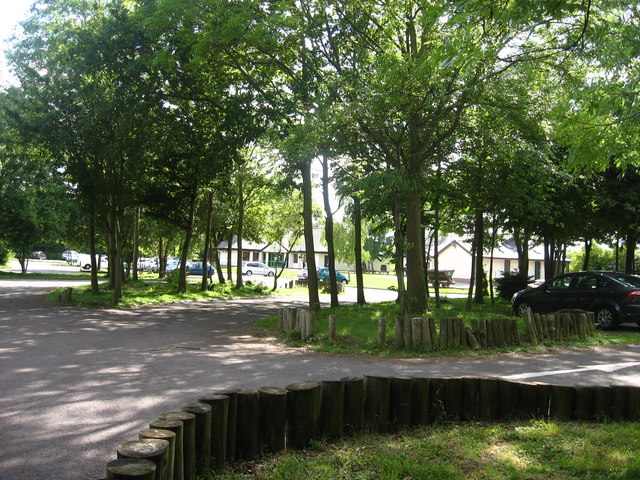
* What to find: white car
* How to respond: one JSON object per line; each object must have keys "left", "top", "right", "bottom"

{"left": 78, "top": 254, "right": 108, "bottom": 270}
{"left": 242, "top": 261, "right": 275, "bottom": 277}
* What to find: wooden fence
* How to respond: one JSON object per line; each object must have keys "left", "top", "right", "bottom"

{"left": 104, "top": 375, "right": 640, "bottom": 480}
{"left": 276, "top": 307, "right": 598, "bottom": 351}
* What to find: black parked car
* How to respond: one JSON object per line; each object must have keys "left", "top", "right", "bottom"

{"left": 512, "top": 271, "right": 640, "bottom": 330}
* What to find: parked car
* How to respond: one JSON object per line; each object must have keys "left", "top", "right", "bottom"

{"left": 29, "top": 251, "right": 47, "bottom": 260}
{"left": 317, "top": 267, "right": 350, "bottom": 284}
{"left": 165, "top": 258, "right": 180, "bottom": 273}
{"left": 242, "top": 261, "right": 275, "bottom": 277}
{"left": 186, "top": 261, "right": 214, "bottom": 277}
{"left": 511, "top": 271, "right": 640, "bottom": 330}
{"left": 61, "top": 250, "right": 78, "bottom": 262}
{"left": 137, "top": 257, "right": 159, "bottom": 273}
{"left": 297, "top": 269, "right": 308, "bottom": 280}
{"left": 78, "top": 254, "right": 108, "bottom": 270}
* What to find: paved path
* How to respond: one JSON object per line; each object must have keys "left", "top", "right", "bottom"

{"left": 1, "top": 280, "right": 640, "bottom": 480}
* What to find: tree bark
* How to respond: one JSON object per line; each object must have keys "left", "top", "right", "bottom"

{"left": 405, "top": 188, "right": 426, "bottom": 313}
{"left": 201, "top": 192, "right": 213, "bottom": 291}
{"left": 89, "top": 211, "right": 99, "bottom": 295}
{"left": 625, "top": 229, "right": 637, "bottom": 274}
{"left": 352, "top": 195, "right": 366, "bottom": 305}
{"left": 321, "top": 155, "right": 339, "bottom": 307}
{"left": 177, "top": 193, "right": 197, "bottom": 294}
{"left": 235, "top": 177, "right": 244, "bottom": 288}
{"left": 392, "top": 202, "right": 406, "bottom": 313}
{"left": 473, "top": 209, "right": 484, "bottom": 304}
{"left": 301, "top": 161, "right": 320, "bottom": 311}
{"left": 132, "top": 206, "right": 140, "bottom": 282}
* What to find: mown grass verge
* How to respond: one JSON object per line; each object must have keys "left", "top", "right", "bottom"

{"left": 201, "top": 420, "right": 640, "bottom": 480}
{"left": 49, "top": 279, "right": 273, "bottom": 308}
{"left": 257, "top": 297, "right": 640, "bottom": 356}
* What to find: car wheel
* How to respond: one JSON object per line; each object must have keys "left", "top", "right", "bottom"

{"left": 341, "top": 279, "right": 348, "bottom": 284}
{"left": 245, "top": 270, "right": 252, "bottom": 276}
{"left": 596, "top": 306, "right": 617, "bottom": 330}
{"left": 267, "top": 271, "right": 274, "bottom": 277}
{"left": 84, "top": 264, "right": 91, "bottom": 270}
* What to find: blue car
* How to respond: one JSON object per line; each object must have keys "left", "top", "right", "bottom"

{"left": 317, "top": 267, "right": 349, "bottom": 284}
{"left": 187, "top": 261, "right": 215, "bottom": 276}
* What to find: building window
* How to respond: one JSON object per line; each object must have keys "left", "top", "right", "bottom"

{"left": 253, "top": 252, "right": 259, "bottom": 261}
{"left": 535, "top": 261, "right": 542, "bottom": 280}
{"left": 293, "top": 253, "right": 299, "bottom": 264}
{"left": 504, "top": 259, "right": 511, "bottom": 273}
{"left": 242, "top": 251, "right": 250, "bottom": 261}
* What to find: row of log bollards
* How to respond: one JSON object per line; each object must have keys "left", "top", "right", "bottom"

{"left": 277, "top": 308, "right": 599, "bottom": 351}
{"left": 523, "top": 308, "right": 596, "bottom": 344}
{"left": 104, "top": 375, "right": 640, "bottom": 479}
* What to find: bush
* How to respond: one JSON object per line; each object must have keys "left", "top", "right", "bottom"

{"left": 494, "top": 271, "right": 533, "bottom": 301}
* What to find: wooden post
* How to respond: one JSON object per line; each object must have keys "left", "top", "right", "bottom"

{"left": 410, "top": 377, "right": 430, "bottom": 425}
{"left": 573, "top": 386, "right": 594, "bottom": 420}
{"left": 235, "top": 390, "right": 260, "bottom": 459}
{"left": 197, "top": 395, "right": 229, "bottom": 469}
{"left": 477, "top": 378, "right": 498, "bottom": 421}
{"left": 389, "top": 376, "right": 413, "bottom": 429}
{"left": 486, "top": 318, "right": 495, "bottom": 348}
{"left": 428, "top": 378, "right": 445, "bottom": 421}
{"left": 428, "top": 317, "right": 439, "bottom": 349}
{"left": 497, "top": 380, "right": 521, "bottom": 420}
{"left": 523, "top": 308, "right": 538, "bottom": 345}
{"left": 443, "top": 377, "right": 463, "bottom": 420}
{"left": 215, "top": 390, "right": 237, "bottom": 462}
{"left": 149, "top": 419, "right": 183, "bottom": 480}
{"left": 60, "top": 287, "right": 73, "bottom": 304}
{"left": 377, "top": 317, "right": 386, "bottom": 345}
{"left": 464, "top": 326, "right": 480, "bottom": 350}
{"left": 300, "top": 310, "right": 308, "bottom": 340}
{"left": 285, "top": 381, "right": 322, "bottom": 449}
{"left": 363, "top": 375, "right": 391, "bottom": 433}
{"left": 307, "top": 310, "right": 316, "bottom": 338}
{"left": 139, "top": 429, "right": 176, "bottom": 480}
{"left": 420, "top": 318, "right": 432, "bottom": 350}
{"left": 439, "top": 318, "right": 449, "bottom": 348}
{"left": 451, "top": 318, "right": 461, "bottom": 348}
{"left": 403, "top": 316, "right": 413, "bottom": 349}
{"left": 277, "top": 308, "right": 284, "bottom": 331}
{"left": 626, "top": 387, "right": 640, "bottom": 420}
{"left": 512, "top": 318, "right": 522, "bottom": 345}
{"left": 328, "top": 314, "right": 337, "bottom": 341}
{"left": 611, "top": 385, "right": 628, "bottom": 421}
{"left": 461, "top": 377, "right": 479, "bottom": 421}
{"left": 480, "top": 319, "right": 488, "bottom": 349}
{"left": 394, "top": 315, "right": 404, "bottom": 348}
{"left": 320, "top": 380, "right": 345, "bottom": 440}
{"left": 550, "top": 385, "right": 574, "bottom": 420}
{"left": 117, "top": 439, "right": 168, "bottom": 480}
{"left": 342, "top": 376, "right": 364, "bottom": 435}
{"left": 158, "top": 412, "right": 196, "bottom": 480}
{"left": 258, "top": 387, "right": 287, "bottom": 453}
{"left": 182, "top": 403, "right": 212, "bottom": 473}
{"left": 411, "top": 317, "right": 422, "bottom": 349}
{"left": 107, "top": 458, "right": 156, "bottom": 480}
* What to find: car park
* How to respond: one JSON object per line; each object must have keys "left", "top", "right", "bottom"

{"left": 242, "top": 261, "right": 275, "bottom": 276}
{"left": 512, "top": 271, "right": 640, "bottom": 330}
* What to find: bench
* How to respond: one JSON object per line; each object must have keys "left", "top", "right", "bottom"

{"left": 427, "top": 269, "right": 455, "bottom": 287}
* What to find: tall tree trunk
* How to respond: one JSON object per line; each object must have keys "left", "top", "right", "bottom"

{"left": 352, "top": 196, "right": 366, "bottom": 305}
{"left": 212, "top": 232, "right": 226, "bottom": 283}
{"left": 615, "top": 237, "right": 620, "bottom": 271}
{"left": 582, "top": 239, "right": 592, "bottom": 271}
{"left": 466, "top": 235, "right": 476, "bottom": 312}
{"left": 625, "top": 229, "right": 637, "bottom": 274}
{"left": 131, "top": 207, "right": 140, "bottom": 282}
{"left": 489, "top": 215, "right": 497, "bottom": 305}
{"left": 514, "top": 228, "right": 530, "bottom": 277}
{"left": 235, "top": 177, "right": 245, "bottom": 289}
{"left": 201, "top": 192, "right": 214, "bottom": 291}
{"left": 321, "top": 156, "right": 339, "bottom": 308}
{"left": 392, "top": 201, "right": 406, "bottom": 314}
{"left": 178, "top": 194, "right": 197, "bottom": 294}
{"left": 405, "top": 188, "right": 426, "bottom": 313}
{"left": 301, "top": 161, "right": 320, "bottom": 311}
{"left": 158, "top": 237, "right": 166, "bottom": 278}
{"left": 89, "top": 211, "right": 99, "bottom": 295}
{"left": 543, "top": 232, "right": 555, "bottom": 280}
{"left": 226, "top": 232, "right": 233, "bottom": 281}
{"left": 473, "top": 209, "right": 484, "bottom": 305}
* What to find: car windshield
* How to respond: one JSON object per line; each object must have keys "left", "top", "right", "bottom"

{"left": 606, "top": 273, "right": 640, "bottom": 288}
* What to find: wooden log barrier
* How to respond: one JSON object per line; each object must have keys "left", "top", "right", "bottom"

{"left": 215, "top": 390, "right": 237, "bottom": 462}
{"left": 148, "top": 419, "right": 183, "bottom": 480}
{"left": 439, "top": 318, "right": 449, "bottom": 349}
{"left": 363, "top": 375, "right": 391, "bottom": 433}
{"left": 420, "top": 318, "right": 432, "bottom": 350}
{"left": 411, "top": 377, "right": 430, "bottom": 425}
{"left": 626, "top": 387, "right": 640, "bottom": 420}
{"left": 235, "top": 390, "right": 260, "bottom": 459}
{"left": 60, "top": 287, "right": 73, "bottom": 304}
{"left": 522, "top": 308, "right": 539, "bottom": 345}
{"left": 550, "top": 385, "right": 574, "bottom": 420}
{"left": 461, "top": 377, "right": 479, "bottom": 421}
{"left": 106, "top": 458, "right": 156, "bottom": 480}
{"left": 286, "top": 381, "right": 322, "bottom": 449}
{"left": 464, "top": 326, "right": 480, "bottom": 350}
{"left": 300, "top": 310, "right": 308, "bottom": 340}
{"left": 477, "top": 378, "right": 498, "bottom": 421}
{"left": 117, "top": 439, "right": 168, "bottom": 480}
{"left": 444, "top": 377, "right": 464, "bottom": 421}
{"left": 394, "top": 315, "right": 404, "bottom": 348}
{"left": 497, "top": 379, "right": 521, "bottom": 420}
{"left": 197, "top": 394, "right": 229, "bottom": 469}
{"left": 320, "top": 380, "right": 345, "bottom": 440}
{"left": 611, "top": 385, "right": 628, "bottom": 421}
{"left": 277, "top": 308, "right": 284, "bottom": 331}
{"left": 403, "top": 316, "right": 413, "bottom": 349}
{"left": 329, "top": 314, "right": 337, "bottom": 341}
{"left": 411, "top": 317, "right": 422, "bottom": 349}
{"left": 573, "top": 386, "right": 594, "bottom": 420}
{"left": 157, "top": 412, "right": 196, "bottom": 480}
{"left": 389, "top": 376, "right": 413, "bottom": 429}
{"left": 342, "top": 376, "right": 364, "bottom": 435}
{"left": 428, "top": 378, "right": 446, "bottom": 422}
{"left": 139, "top": 429, "right": 176, "bottom": 480}
{"left": 377, "top": 317, "right": 386, "bottom": 345}
{"left": 428, "top": 316, "right": 439, "bottom": 349}
{"left": 182, "top": 403, "right": 212, "bottom": 473}
{"left": 258, "top": 387, "right": 287, "bottom": 452}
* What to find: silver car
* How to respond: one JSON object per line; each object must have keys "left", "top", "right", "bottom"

{"left": 242, "top": 261, "right": 275, "bottom": 276}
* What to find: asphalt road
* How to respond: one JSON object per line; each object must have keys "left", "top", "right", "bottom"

{"left": 1, "top": 278, "right": 640, "bottom": 480}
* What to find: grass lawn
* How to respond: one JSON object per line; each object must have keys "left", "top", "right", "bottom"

{"left": 204, "top": 421, "right": 640, "bottom": 480}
